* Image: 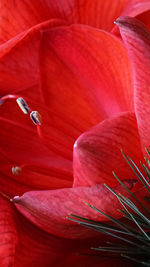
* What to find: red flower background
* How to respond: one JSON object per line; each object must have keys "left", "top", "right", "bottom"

{"left": 1, "top": 0, "right": 150, "bottom": 266}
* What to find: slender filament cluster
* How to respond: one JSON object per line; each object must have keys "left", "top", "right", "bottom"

{"left": 0, "top": 94, "right": 42, "bottom": 177}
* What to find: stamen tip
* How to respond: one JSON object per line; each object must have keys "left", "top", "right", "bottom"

{"left": 30, "top": 111, "right": 42, "bottom": 125}
{"left": 12, "top": 166, "right": 22, "bottom": 176}
{"left": 11, "top": 195, "right": 20, "bottom": 203}
{"left": 16, "top": 97, "right": 29, "bottom": 114}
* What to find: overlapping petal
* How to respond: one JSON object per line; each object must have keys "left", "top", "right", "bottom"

{"left": 13, "top": 180, "right": 136, "bottom": 239}
{"left": 73, "top": 112, "right": 142, "bottom": 187}
{"left": 112, "top": 0, "right": 150, "bottom": 34}
{"left": 14, "top": 207, "right": 133, "bottom": 267}
{"left": 0, "top": 24, "right": 133, "bottom": 173}
{"left": 0, "top": 195, "right": 135, "bottom": 266}
{"left": 1, "top": 0, "right": 150, "bottom": 43}
{"left": 0, "top": 197, "right": 84, "bottom": 267}
{"left": 136, "top": 10, "right": 150, "bottom": 30}
{"left": 40, "top": 24, "right": 133, "bottom": 158}
{"left": 0, "top": 19, "right": 66, "bottom": 95}
{"left": 0, "top": 0, "right": 67, "bottom": 43}
{"left": 115, "top": 16, "right": 150, "bottom": 152}
{"left": 1, "top": 2, "right": 150, "bottom": 266}
{"left": 122, "top": 0, "right": 150, "bottom": 17}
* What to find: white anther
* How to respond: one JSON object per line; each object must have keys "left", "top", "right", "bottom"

{"left": 30, "top": 111, "right": 42, "bottom": 125}
{"left": 10, "top": 195, "right": 20, "bottom": 202}
{"left": 13, "top": 195, "right": 20, "bottom": 200}
{"left": 12, "top": 166, "right": 22, "bottom": 176}
{"left": 16, "top": 97, "right": 30, "bottom": 114}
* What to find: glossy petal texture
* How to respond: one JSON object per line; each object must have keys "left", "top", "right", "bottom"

{"left": 0, "top": 196, "right": 134, "bottom": 267}
{"left": 13, "top": 180, "right": 136, "bottom": 239}
{"left": 0, "top": 19, "right": 66, "bottom": 94}
{"left": 0, "top": 197, "right": 17, "bottom": 266}
{"left": 0, "top": 23, "right": 133, "bottom": 192}
{"left": 1, "top": 2, "right": 150, "bottom": 265}
{"left": 40, "top": 25, "right": 133, "bottom": 158}
{"left": 1, "top": 0, "right": 150, "bottom": 43}
{"left": 0, "top": 0, "right": 130, "bottom": 43}
{"left": 115, "top": 17, "right": 150, "bottom": 152}
{"left": 73, "top": 112, "right": 142, "bottom": 187}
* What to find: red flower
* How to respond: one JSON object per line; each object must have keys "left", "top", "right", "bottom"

{"left": 0, "top": 1, "right": 150, "bottom": 266}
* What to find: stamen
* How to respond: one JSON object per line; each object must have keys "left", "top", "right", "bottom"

{"left": 0, "top": 94, "right": 20, "bottom": 104}
{"left": 1, "top": 94, "right": 31, "bottom": 114}
{"left": 12, "top": 166, "right": 22, "bottom": 176}
{"left": 16, "top": 97, "right": 30, "bottom": 114}
{"left": 30, "top": 111, "right": 42, "bottom": 125}
{"left": 0, "top": 191, "right": 11, "bottom": 201}
{"left": 10, "top": 195, "right": 20, "bottom": 203}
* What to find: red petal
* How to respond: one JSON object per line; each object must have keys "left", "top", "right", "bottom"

{"left": 0, "top": 34, "right": 39, "bottom": 93}
{"left": 0, "top": 196, "right": 134, "bottom": 266}
{"left": 13, "top": 180, "right": 136, "bottom": 239}
{"left": 0, "top": 197, "right": 17, "bottom": 266}
{"left": 0, "top": 1, "right": 68, "bottom": 43}
{"left": 122, "top": 0, "right": 150, "bottom": 17}
{"left": 112, "top": 0, "right": 150, "bottom": 35}
{"left": 0, "top": 197, "right": 102, "bottom": 266}
{"left": 13, "top": 206, "right": 134, "bottom": 266}
{"left": 115, "top": 16, "right": 150, "bottom": 152}
{"left": 73, "top": 112, "right": 142, "bottom": 187}
{"left": 0, "top": 19, "right": 66, "bottom": 95}
{"left": 40, "top": 25, "right": 133, "bottom": 156}
{"left": 0, "top": 140, "right": 72, "bottom": 195}
{"left": 136, "top": 10, "right": 150, "bottom": 31}
{"left": 1, "top": 0, "right": 150, "bottom": 42}
{"left": 14, "top": 211, "right": 68, "bottom": 267}
{"left": 0, "top": 158, "right": 72, "bottom": 198}
{"left": 0, "top": 97, "right": 73, "bottom": 193}
{"left": 0, "top": 168, "right": 32, "bottom": 198}
{"left": 0, "top": 0, "right": 137, "bottom": 43}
